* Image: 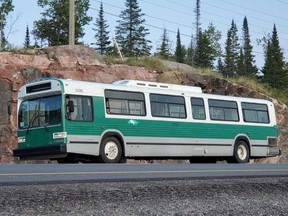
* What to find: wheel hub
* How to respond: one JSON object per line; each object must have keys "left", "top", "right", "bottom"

{"left": 237, "top": 144, "right": 247, "bottom": 160}
{"left": 104, "top": 141, "right": 119, "bottom": 160}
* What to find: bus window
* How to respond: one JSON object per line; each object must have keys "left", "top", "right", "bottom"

{"left": 191, "top": 97, "right": 206, "bottom": 120}
{"left": 242, "top": 102, "right": 269, "bottom": 123}
{"left": 67, "top": 96, "right": 93, "bottom": 121}
{"left": 209, "top": 99, "right": 239, "bottom": 121}
{"left": 105, "top": 90, "right": 146, "bottom": 116}
{"left": 150, "top": 94, "right": 186, "bottom": 118}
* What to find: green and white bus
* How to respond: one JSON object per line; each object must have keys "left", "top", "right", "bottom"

{"left": 13, "top": 78, "right": 280, "bottom": 163}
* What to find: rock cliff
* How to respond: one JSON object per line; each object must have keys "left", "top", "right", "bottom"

{"left": 0, "top": 45, "right": 286, "bottom": 163}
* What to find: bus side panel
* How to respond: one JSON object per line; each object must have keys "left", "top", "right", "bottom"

{"left": 99, "top": 118, "right": 277, "bottom": 157}
{"left": 65, "top": 97, "right": 104, "bottom": 156}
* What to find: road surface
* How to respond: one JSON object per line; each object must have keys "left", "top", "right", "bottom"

{"left": 0, "top": 163, "right": 288, "bottom": 184}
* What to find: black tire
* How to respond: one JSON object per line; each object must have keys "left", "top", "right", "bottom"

{"left": 189, "top": 157, "right": 217, "bottom": 164}
{"left": 229, "top": 140, "right": 250, "bottom": 163}
{"left": 56, "top": 155, "right": 75, "bottom": 164}
{"left": 99, "top": 137, "right": 123, "bottom": 163}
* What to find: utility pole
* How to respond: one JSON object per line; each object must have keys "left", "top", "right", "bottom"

{"left": 69, "top": 0, "right": 75, "bottom": 45}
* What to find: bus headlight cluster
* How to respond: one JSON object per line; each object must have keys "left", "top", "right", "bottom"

{"left": 53, "top": 132, "right": 67, "bottom": 139}
{"left": 18, "top": 137, "right": 26, "bottom": 143}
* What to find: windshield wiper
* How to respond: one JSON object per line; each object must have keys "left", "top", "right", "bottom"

{"left": 43, "top": 123, "right": 50, "bottom": 132}
{"left": 26, "top": 104, "right": 40, "bottom": 135}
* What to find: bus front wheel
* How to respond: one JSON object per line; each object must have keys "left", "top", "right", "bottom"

{"left": 229, "top": 140, "right": 250, "bottom": 163}
{"left": 100, "top": 137, "right": 123, "bottom": 163}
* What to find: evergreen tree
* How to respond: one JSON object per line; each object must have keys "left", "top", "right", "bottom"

{"left": 186, "top": 35, "right": 195, "bottom": 66}
{"left": 223, "top": 20, "right": 240, "bottom": 77}
{"left": 240, "top": 16, "right": 257, "bottom": 77}
{"left": 33, "top": 0, "right": 92, "bottom": 46}
{"left": 115, "top": 0, "right": 151, "bottom": 57}
{"left": 0, "top": 0, "right": 14, "bottom": 49}
{"left": 194, "top": 0, "right": 201, "bottom": 65}
{"left": 237, "top": 48, "right": 245, "bottom": 76}
{"left": 204, "top": 23, "right": 222, "bottom": 68}
{"left": 24, "top": 25, "right": 30, "bottom": 48}
{"left": 217, "top": 57, "right": 224, "bottom": 73}
{"left": 194, "top": 0, "right": 201, "bottom": 43}
{"left": 195, "top": 30, "right": 213, "bottom": 68}
{"left": 92, "top": 2, "right": 111, "bottom": 55}
{"left": 174, "top": 28, "right": 185, "bottom": 63}
{"left": 156, "top": 27, "right": 171, "bottom": 59}
{"left": 262, "top": 24, "right": 287, "bottom": 89}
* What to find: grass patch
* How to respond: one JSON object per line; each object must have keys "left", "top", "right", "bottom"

{"left": 197, "top": 67, "right": 223, "bottom": 79}
{"left": 230, "top": 76, "right": 271, "bottom": 95}
{"left": 104, "top": 56, "right": 167, "bottom": 72}
{"left": 125, "top": 57, "right": 167, "bottom": 72}
{"left": 103, "top": 55, "right": 124, "bottom": 64}
{"left": 230, "top": 76, "right": 288, "bottom": 105}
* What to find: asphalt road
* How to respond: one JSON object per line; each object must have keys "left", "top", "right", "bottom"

{"left": 0, "top": 163, "right": 288, "bottom": 184}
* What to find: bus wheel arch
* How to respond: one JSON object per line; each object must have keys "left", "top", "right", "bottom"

{"left": 230, "top": 136, "right": 251, "bottom": 163}
{"left": 99, "top": 132, "right": 126, "bottom": 163}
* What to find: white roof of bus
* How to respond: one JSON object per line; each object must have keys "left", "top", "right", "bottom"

{"left": 41, "top": 78, "right": 273, "bottom": 105}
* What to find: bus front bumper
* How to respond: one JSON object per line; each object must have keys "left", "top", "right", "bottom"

{"left": 13, "top": 144, "right": 67, "bottom": 160}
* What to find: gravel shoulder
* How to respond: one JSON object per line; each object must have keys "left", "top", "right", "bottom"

{"left": 1, "top": 177, "right": 288, "bottom": 215}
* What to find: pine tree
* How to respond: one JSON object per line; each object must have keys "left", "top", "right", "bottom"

{"left": 0, "top": 0, "right": 14, "bottom": 49}
{"left": 195, "top": 30, "right": 213, "bottom": 68}
{"left": 33, "top": 0, "right": 92, "bottom": 46}
{"left": 186, "top": 35, "right": 195, "bottom": 66}
{"left": 194, "top": 0, "right": 201, "bottom": 65}
{"left": 92, "top": 2, "right": 111, "bottom": 55}
{"left": 24, "top": 25, "right": 30, "bottom": 48}
{"left": 174, "top": 28, "right": 185, "bottom": 63}
{"left": 240, "top": 16, "right": 258, "bottom": 77}
{"left": 194, "top": 0, "right": 201, "bottom": 43}
{"left": 156, "top": 27, "right": 171, "bottom": 59}
{"left": 217, "top": 57, "right": 224, "bottom": 73}
{"left": 237, "top": 48, "right": 245, "bottom": 76}
{"left": 204, "top": 23, "right": 222, "bottom": 67}
{"left": 223, "top": 20, "right": 240, "bottom": 77}
{"left": 115, "top": 0, "right": 151, "bottom": 57}
{"left": 262, "top": 24, "right": 287, "bottom": 89}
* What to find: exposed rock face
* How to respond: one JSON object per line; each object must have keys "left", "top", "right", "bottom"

{"left": 0, "top": 45, "right": 286, "bottom": 163}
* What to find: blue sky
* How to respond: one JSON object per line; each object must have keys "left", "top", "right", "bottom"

{"left": 7, "top": 0, "right": 288, "bottom": 68}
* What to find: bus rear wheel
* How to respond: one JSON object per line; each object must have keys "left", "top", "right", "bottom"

{"left": 100, "top": 137, "right": 123, "bottom": 163}
{"left": 229, "top": 140, "right": 250, "bottom": 163}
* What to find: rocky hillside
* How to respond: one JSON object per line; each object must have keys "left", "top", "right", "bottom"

{"left": 0, "top": 45, "right": 287, "bottom": 163}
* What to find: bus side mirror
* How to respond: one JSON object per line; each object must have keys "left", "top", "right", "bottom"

{"left": 68, "top": 101, "right": 74, "bottom": 113}
{"left": 7, "top": 100, "right": 11, "bottom": 116}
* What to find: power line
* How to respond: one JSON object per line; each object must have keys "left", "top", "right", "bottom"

{"left": 219, "top": 0, "right": 288, "bottom": 22}
{"left": 277, "top": 0, "right": 288, "bottom": 4}
{"left": 157, "top": 0, "right": 288, "bottom": 35}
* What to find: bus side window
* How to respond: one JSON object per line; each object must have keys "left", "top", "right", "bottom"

{"left": 191, "top": 97, "right": 206, "bottom": 120}
{"left": 66, "top": 95, "right": 93, "bottom": 121}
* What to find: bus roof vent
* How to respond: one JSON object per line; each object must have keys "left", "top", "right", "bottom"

{"left": 113, "top": 80, "right": 202, "bottom": 93}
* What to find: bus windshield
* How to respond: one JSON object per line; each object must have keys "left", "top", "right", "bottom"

{"left": 18, "top": 95, "right": 62, "bottom": 129}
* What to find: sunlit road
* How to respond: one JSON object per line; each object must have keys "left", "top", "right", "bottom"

{"left": 0, "top": 163, "right": 287, "bottom": 184}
